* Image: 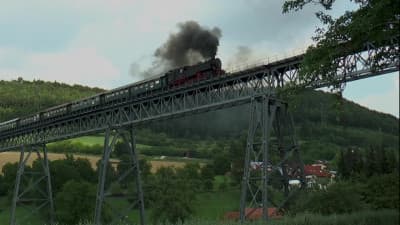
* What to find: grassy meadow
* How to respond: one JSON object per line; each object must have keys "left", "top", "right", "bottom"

{"left": 0, "top": 206, "right": 398, "bottom": 225}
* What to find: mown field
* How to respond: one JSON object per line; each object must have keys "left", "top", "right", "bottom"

{"left": 0, "top": 152, "right": 194, "bottom": 174}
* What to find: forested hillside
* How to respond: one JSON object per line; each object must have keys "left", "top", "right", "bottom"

{"left": 0, "top": 78, "right": 104, "bottom": 122}
{"left": 149, "top": 90, "right": 399, "bottom": 162}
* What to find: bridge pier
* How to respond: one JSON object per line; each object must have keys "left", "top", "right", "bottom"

{"left": 94, "top": 126, "right": 145, "bottom": 225}
{"left": 10, "top": 144, "right": 54, "bottom": 225}
{"left": 239, "top": 96, "right": 305, "bottom": 222}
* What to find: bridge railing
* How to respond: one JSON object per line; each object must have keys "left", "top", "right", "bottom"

{"left": 225, "top": 47, "right": 307, "bottom": 74}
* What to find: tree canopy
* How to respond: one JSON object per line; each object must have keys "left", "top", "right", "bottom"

{"left": 283, "top": 0, "right": 399, "bottom": 90}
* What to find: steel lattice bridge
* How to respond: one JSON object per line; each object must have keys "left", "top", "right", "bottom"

{"left": 0, "top": 37, "right": 398, "bottom": 225}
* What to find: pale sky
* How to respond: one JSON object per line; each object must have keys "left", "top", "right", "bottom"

{"left": 0, "top": 0, "right": 398, "bottom": 117}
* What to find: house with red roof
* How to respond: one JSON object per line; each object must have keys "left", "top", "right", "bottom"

{"left": 224, "top": 208, "right": 283, "bottom": 221}
{"left": 304, "top": 164, "right": 331, "bottom": 178}
{"left": 304, "top": 164, "right": 334, "bottom": 189}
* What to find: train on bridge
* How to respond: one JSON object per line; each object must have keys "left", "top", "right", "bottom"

{"left": 0, "top": 58, "right": 224, "bottom": 133}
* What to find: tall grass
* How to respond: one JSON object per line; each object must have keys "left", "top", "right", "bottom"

{"left": 68, "top": 209, "right": 398, "bottom": 225}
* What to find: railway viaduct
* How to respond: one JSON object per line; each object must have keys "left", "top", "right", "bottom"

{"left": 0, "top": 37, "right": 398, "bottom": 225}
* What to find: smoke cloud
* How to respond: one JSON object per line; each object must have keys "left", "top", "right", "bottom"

{"left": 233, "top": 46, "right": 252, "bottom": 64}
{"left": 155, "top": 21, "right": 221, "bottom": 68}
{"left": 225, "top": 45, "right": 255, "bottom": 69}
{"left": 132, "top": 21, "right": 222, "bottom": 78}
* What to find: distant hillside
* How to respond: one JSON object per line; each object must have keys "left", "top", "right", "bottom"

{"left": 0, "top": 79, "right": 398, "bottom": 163}
{"left": 149, "top": 90, "right": 399, "bottom": 162}
{"left": 0, "top": 78, "right": 105, "bottom": 122}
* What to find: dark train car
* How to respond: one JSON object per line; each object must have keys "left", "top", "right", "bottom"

{"left": 165, "top": 58, "right": 223, "bottom": 87}
{"left": 0, "top": 118, "right": 20, "bottom": 133}
{"left": 130, "top": 77, "right": 164, "bottom": 97}
{"left": 71, "top": 95, "right": 101, "bottom": 112}
{"left": 19, "top": 114, "right": 40, "bottom": 127}
{"left": 40, "top": 103, "right": 71, "bottom": 120}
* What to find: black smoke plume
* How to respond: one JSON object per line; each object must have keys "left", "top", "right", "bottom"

{"left": 132, "top": 21, "right": 222, "bottom": 78}
{"left": 155, "top": 21, "right": 222, "bottom": 68}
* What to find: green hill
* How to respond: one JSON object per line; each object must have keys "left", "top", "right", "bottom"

{"left": 0, "top": 78, "right": 104, "bottom": 122}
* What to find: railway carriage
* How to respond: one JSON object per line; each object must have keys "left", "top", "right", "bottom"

{"left": 0, "top": 118, "right": 20, "bottom": 132}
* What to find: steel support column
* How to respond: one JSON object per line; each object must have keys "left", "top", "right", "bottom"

{"left": 239, "top": 96, "right": 304, "bottom": 223}
{"left": 10, "top": 144, "right": 54, "bottom": 225}
{"left": 94, "top": 126, "right": 145, "bottom": 225}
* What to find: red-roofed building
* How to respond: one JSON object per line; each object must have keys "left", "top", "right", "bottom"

{"left": 304, "top": 164, "right": 331, "bottom": 178}
{"left": 224, "top": 208, "right": 283, "bottom": 220}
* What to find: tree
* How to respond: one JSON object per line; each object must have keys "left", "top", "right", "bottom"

{"left": 46, "top": 154, "right": 97, "bottom": 194}
{"left": 0, "top": 175, "right": 7, "bottom": 196}
{"left": 95, "top": 159, "right": 116, "bottom": 188}
{"left": 73, "top": 158, "right": 97, "bottom": 183}
{"left": 116, "top": 155, "right": 152, "bottom": 189}
{"left": 337, "top": 149, "right": 349, "bottom": 179}
{"left": 200, "top": 163, "right": 215, "bottom": 191}
{"left": 177, "top": 163, "right": 202, "bottom": 192}
{"left": 150, "top": 167, "right": 196, "bottom": 224}
{"left": 1, "top": 162, "right": 20, "bottom": 195}
{"left": 365, "top": 147, "right": 378, "bottom": 177}
{"left": 139, "top": 158, "right": 152, "bottom": 180}
{"left": 116, "top": 154, "right": 134, "bottom": 188}
{"left": 55, "top": 180, "right": 97, "bottom": 225}
{"left": 298, "top": 182, "right": 366, "bottom": 215}
{"left": 386, "top": 149, "right": 398, "bottom": 173}
{"left": 212, "top": 153, "right": 231, "bottom": 176}
{"left": 49, "top": 159, "right": 81, "bottom": 193}
{"left": 229, "top": 136, "right": 247, "bottom": 184}
{"left": 283, "top": 0, "right": 399, "bottom": 91}
{"left": 362, "top": 173, "right": 399, "bottom": 209}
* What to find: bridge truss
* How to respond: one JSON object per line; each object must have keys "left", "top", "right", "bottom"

{"left": 0, "top": 37, "right": 398, "bottom": 224}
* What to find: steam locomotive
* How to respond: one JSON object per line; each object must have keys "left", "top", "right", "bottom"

{"left": 0, "top": 58, "right": 224, "bottom": 133}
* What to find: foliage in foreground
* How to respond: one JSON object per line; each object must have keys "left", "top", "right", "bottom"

{"left": 283, "top": 0, "right": 399, "bottom": 91}
{"left": 61, "top": 209, "right": 399, "bottom": 225}
{"left": 55, "top": 180, "right": 97, "bottom": 225}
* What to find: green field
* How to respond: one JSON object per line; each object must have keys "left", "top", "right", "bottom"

{"left": 1, "top": 204, "right": 398, "bottom": 225}
{"left": 194, "top": 190, "right": 239, "bottom": 220}
{"left": 0, "top": 190, "right": 240, "bottom": 225}
{"left": 70, "top": 136, "right": 104, "bottom": 146}
{"left": 54, "top": 136, "right": 159, "bottom": 148}
{"left": 0, "top": 197, "right": 45, "bottom": 225}
{"left": 47, "top": 134, "right": 214, "bottom": 164}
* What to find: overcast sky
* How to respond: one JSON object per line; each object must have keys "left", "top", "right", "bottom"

{"left": 0, "top": 0, "right": 398, "bottom": 117}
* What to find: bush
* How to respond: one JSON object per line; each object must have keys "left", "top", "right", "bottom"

{"left": 362, "top": 173, "right": 399, "bottom": 209}
{"left": 0, "top": 175, "right": 7, "bottom": 196}
{"left": 55, "top": 180, "right": 97, "bottom": 225}
{"left": 289, "top": 182, "right": 366, "bottom": 215}
{"left": 109, "top": 182, "right": 123, "bottom": 196}
{"left": 49, "top": 155, "right": 96, "bottom": 193}
{"left": 1, "top": 162, "right": 20, "bottom": 195}
{"left": 150, "top": 167, "right": 196, "bottom": 224}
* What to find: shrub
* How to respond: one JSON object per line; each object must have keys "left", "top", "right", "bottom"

{"left": 362, "top": 173, "right": 399, "bottom": 209}
{"left": 55, "top": 180, "right": 97, "bottom": 224}
{"left": 289, "top": 182, "right": 366, "bottom": 215}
